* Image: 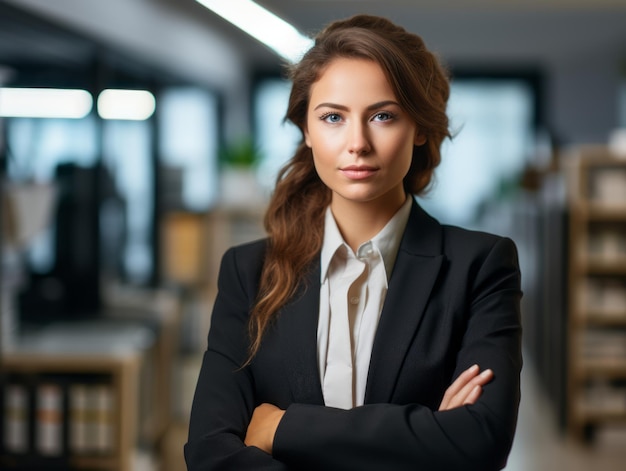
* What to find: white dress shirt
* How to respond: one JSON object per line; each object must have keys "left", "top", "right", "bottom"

{"left": 317, "top": 196, "right": 413, "bottom": 409}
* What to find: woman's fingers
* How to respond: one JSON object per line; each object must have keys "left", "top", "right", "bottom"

{"left": 439, "top": 364, "right": 479, "bottom": 410}
{"left": 439, "top": 365, "right": 494, "bottom": 411}
{"left": 451, "top": 368, "right": 493, "bottom": 408}
{"left": 244, "top": 403, "right": 285, "bottom": 454}
{"left": 463, "top": 385, "right": 483, "bottom": 405}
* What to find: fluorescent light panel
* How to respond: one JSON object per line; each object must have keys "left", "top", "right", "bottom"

{"left": 0, "top": 88, "right": 92, "bottom": 119}
{"left": 195, "top": 0, "right": 313, "bottom": 62}
{"left": 97, "top": 89, "right": 156, "bottom": 121}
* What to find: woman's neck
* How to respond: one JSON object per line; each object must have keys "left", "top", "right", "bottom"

{"left": 330, "top": 194, "right": 407, "bottom": 252}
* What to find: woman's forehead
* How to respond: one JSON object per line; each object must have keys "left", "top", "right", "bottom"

{"left": 308, "top": 58, "right": 396, "bottom": 106}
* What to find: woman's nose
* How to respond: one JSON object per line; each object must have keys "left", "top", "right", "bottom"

{"left": 347, "top": 122, "right": 371, "bottom": 155}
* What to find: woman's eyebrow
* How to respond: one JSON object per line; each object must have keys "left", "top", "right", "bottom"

{"left": 313, "top": 100, "right": 400, "bottom": 111}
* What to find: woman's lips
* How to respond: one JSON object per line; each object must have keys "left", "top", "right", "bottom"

{"left": 340, "top": 166, "right": 378, "bottom": 180}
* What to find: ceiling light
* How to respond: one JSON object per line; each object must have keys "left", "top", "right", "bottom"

{"left": 97, "top": 89, "right": 156, "bottom": 121}
{"left": 195, "top": 0, "right": 313, "bottom": 63}
{"left": 0, "top": 88, "right": 92, "bottom": 119}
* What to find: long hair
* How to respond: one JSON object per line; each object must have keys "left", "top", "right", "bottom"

{"left": 247, "top": 14, "right": 451, "bottom": 360}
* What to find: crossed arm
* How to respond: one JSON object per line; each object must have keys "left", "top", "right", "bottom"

{"left": 186, "top": 237, "right": 522, "bottom": 471}
{"left": 245, "top": 364, "right": 495, "bottom": 453}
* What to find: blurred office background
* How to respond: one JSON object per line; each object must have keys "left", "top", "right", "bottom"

{"left": 0, "top": 1, "right": 626, "bottom": 470}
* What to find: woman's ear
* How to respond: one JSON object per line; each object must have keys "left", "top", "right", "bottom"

{"left": 304, "top": 128, "right": 312, "bottom": 148}
{"left": 414, "top": 132, "right": 427, "bottom": 146}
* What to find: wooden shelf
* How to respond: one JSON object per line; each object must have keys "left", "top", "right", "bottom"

{"left": 579, "top": 312, "right": 626, "bottom": 327}
{"left": 1, "top": 350, "right": 139, "bottom": 471}
{"left": 581, "top": 203, "right": 626, "bottom": 221}
{"left": 573, "top": 410, "right": 626, "bottom": 423}
{"left": 566, "top": 146, "right": 626, "bottom": 441}
{"left": 1, "top": 307, "right": 179, "bottom": 471}
{"left": 583, "top": 254, "right": 626, "bottom": 264}
{"left": 70, "top": 454, "right": 120, "bottom": 470}
{"left": 582, "top": 259, "right": 626, "bottom": 275}
{"left": 579, "top": 360, "right": 626, "bottom": 378}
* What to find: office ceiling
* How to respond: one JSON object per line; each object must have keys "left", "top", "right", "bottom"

{"left": 255, "top": 0, "right": 626, "bottom": 66}
{"left": 1, "top": 0, "right": 626, "bottom": 89}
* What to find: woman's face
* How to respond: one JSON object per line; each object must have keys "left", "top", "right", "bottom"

{"left": 304, "top": 58, "right": 425, "bottom": 212}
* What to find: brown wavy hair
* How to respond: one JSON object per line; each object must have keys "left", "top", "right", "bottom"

{"left": 247, "top": 14, "right": 451, "bottom": 360}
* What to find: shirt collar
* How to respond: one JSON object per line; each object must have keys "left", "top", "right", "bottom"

{"left": 370, "top": 195, "right": 412, "bottom": 280}
{"left": 320, "top": 208, "right": 346, "bottom": 282}
{"left": 320, "top": 195, "right": 413, "bottom": 282}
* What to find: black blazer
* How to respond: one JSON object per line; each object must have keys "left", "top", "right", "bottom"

{"left": 185, "top": 201, "right": 522, "bottom": 471}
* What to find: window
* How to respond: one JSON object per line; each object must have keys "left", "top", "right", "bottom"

{"left": 159, "top": 87, "right": 219, "bottom": 210}
{"left": 253, "top": 78, "right": 301, "bottom": 194}
{"left": 5, "top": 116, "right": 99, "bottom": 273}
{"left": 418, "top": 79, "right": 535, "bottom": 226}
{"left": 102, "top": 120, "right": 154, "bottom": 284}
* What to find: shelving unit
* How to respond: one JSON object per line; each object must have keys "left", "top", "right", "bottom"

{"left": 159, "top": 206, "right": 266, "bottom": 470}
{"left": 565, "top": 145, "right": 626, "bottom": 440}
{"left": 1, "top": 352, "right": 140, "bottom": 471}
{"left": 1, "top": 303, "right": 179, "bottom": 471}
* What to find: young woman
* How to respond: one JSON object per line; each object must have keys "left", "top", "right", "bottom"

{"left": 185, "top": 14, "right": 522, "bottom": 471}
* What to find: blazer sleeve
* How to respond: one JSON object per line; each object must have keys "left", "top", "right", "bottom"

{"left": 272, "top": 236, "right": 522, "bottom": 471}
{"left": 184, "top": 246, "right": 288, "bottom": 471}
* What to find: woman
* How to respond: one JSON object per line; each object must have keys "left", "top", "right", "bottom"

{"left": 185, "top": 14, "right": 522, "bottom": 471}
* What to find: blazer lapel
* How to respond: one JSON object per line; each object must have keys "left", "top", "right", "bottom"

{"left": 365, "top": 200, "right": 444, "bottom": 404}
{"left": 278, "top": 261, "right": 325, "bottom": 405}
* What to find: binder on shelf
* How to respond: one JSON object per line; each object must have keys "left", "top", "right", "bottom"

{"left": 581, "top": 329, "right": 626, "bottom": 361}
{"left": 69, "top": 383, "right": 89, "bottom": 454}
{"left": 589, "top": 167, "right": 626, "bottom": 205}
{"left": 578, "top": 380, "right": 626, "bottom": 415}
{"left": 91, "top": 383, "right": 114, "bottom": 454}
{"left": 3, "top": 383, "right": 29, "bottom": 454}
{"left": 69, "top": 380, "right": 115, "bottom": 455}
{"left": 35, "top": 383, "right": 64, "bottom": 457}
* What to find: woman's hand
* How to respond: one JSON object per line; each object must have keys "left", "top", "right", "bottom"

{"left": 438, "top": 364, "right": 494, "bottom": 411}
{"left": 244, "top": 366, "right": 490, "bottom": 453}
{"left": 244, "top": 403, "right": 286, "bottom": 454}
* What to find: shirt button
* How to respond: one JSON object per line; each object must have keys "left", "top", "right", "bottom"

{"left": 349, "top": 297, "right": 359, "bottom": 305}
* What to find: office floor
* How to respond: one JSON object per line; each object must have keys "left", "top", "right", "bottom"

{"left": 505, "top": 359, "right": 626, "bottom": 471}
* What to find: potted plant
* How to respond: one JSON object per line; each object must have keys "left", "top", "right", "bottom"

{"left": 218, "top": 137, "right": 263, "bottom": 207}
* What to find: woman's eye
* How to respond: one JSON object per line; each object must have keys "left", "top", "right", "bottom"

{"left": 373, "top": 112, "right": 393, "bottom": 122}
{"left": 322, "top": 113, "right": 341, "bottom": 123}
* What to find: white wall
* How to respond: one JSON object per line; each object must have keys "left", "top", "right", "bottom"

{"left": 548, "top": 50, "right": 623, "bottom": 145}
